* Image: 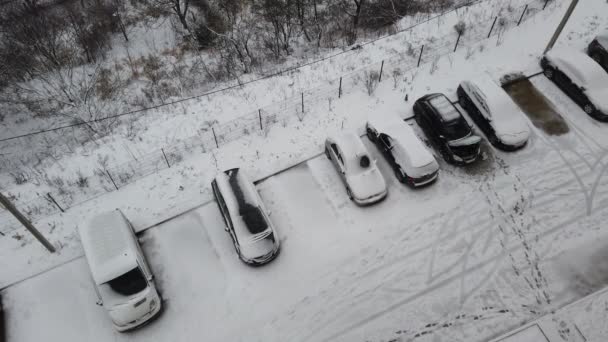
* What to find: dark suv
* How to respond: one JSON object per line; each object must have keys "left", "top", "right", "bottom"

{"left": 588, "top": 30, "right": 608, "bottom": 72}
{"left": 414, "top": 93, "right": 482, "bottom": 165}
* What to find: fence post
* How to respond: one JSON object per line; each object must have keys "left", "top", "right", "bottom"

{"left": 338, "top": 77, "right": 342, "bottom": 98}
{"left": 378, "top": 60, "right": 384, "bottom": 82}
{"left": 301, "top": 92, "right": 304, "bottom": 113}
{"left": 517, "top": 4, "right": 528, "bottom": 26}
{"left": 46, "top": 193, "right": 64, "bottom": 213}
{"left": 0, "top": 192, "right": 55, "bottom": 253}
{"left": 417, "top": 45, "right": 425, "bottom": 67}
{"left": 106, "top": 169, "right": 119, "bottom": 190}
{"left": 488, "top": 16, "right": 498, "bottom": 38}
{"left": 454, "top": 32, "right": 462, "bottom": 52}
{"left": 161, "top": 148, "right": 170, "bottom": 168}
{"left": 543, "top": 0, "right": 550, "bottom": 10}
{"left": 258, "top": 109, "right": 263, "bottom": 130}
{"left": 212, "top": 127, "right": 219, "bottom": 148}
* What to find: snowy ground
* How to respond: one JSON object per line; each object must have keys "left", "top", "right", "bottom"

{"left": 4, "top": 74, "right": 608, "bottom": 341}
{"left": 2, "top": 0, "right": 608, "bottom": 341}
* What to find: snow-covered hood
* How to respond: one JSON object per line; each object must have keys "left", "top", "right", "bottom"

{"left": 346, "top": 167, "right": 387, "bottom": 200}
{"left": 448, "top": 135, "right": 481, "bottom": 147}
{"left": 107, "top": 286, "right": 158, "bottom": 326}
{"left": 586, "top": 88, "right": 608, "bottom": 114}
{"left": 492, "top": 114, "right": 530, "bottom": 146}
{"left": 239, "top": 230, "right": 277, "bottom": 260}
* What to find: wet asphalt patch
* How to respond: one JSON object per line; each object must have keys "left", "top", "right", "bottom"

{"left": 503, "top": 78, "right": 569, "bottom": 136}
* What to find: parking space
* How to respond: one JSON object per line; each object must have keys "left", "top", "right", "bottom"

{"left": 4, "top": 75, "right": 608, "bottom": 342}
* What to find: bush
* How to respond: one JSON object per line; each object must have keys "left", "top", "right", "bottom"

{"left": 364, "top": 70, "right": 380, "bottom": 96}
{"left": 454, "top": 20, "right": 466, "bottom": 35}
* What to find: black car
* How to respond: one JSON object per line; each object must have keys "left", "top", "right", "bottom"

{"left": 414, "top": 93, "right": 482, "bottom": 164}
{"left": 588, "top": 30, "right": 608, "bottom": 72}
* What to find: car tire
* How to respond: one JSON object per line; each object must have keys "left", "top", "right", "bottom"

{"left": 394, "top": 167, "right": 406, "bottom": 183}
{"left": 591, "top": 53, "right": 602, "bottom": 65}
{"left": 584, "top": 103, "right": 596, "bottom": 115}
{"left": 366, "top": 126, "right": 377, "bottom": 142}
{"left": 543, "top": 67, "right": 555, "bottom": 79}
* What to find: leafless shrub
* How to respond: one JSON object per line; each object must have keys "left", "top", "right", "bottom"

{"left": 10, "top": 172, "right": 28, "bottom": 185}
{"left": 392, "top": 68, "right": 403, "bottom": 89}
{"left": 430, "top": 57, "right": 440, "bottom": 75}
{"left": 74, "top": 171, "right": 89, "bottom": 188}
{"left": 454, "top": 20, "right": 467, "bottom": 35}
{"left": 364, "top": 70, "right": 380, "bottom": 96}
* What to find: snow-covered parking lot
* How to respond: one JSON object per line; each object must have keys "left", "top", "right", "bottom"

{"left": 4, "top": 73, "right": 608, "bottom": 341}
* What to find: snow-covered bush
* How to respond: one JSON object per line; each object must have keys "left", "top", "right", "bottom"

{"left": 364, "top": 70, "right": 380, "bottom": 96}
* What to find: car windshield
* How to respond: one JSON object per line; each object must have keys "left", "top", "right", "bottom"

{"left": 443, "top": 120, "right": 470, "bottom": 140}
{"left": 106, "top": 267, "right": 147, "bottom": 296}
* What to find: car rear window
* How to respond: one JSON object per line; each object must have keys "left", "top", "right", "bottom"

{"left": 107, "top": 267, "right": 147, "bottom": 296}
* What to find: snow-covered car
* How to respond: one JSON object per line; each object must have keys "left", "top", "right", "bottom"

{"left": 366, "top": 114, "right": 439, "bottom": 187}
{"left": 457, "top": 75, "right": 530, "bottom": 151}
{"left": 541, "top": 48, "right": 608, "bottom": 121}
{"left": 211, "top": 168, "right": 280, "bottom": 266}
{"left": 324, "top": 132, "right": 388, "bottom": 205}
{"left": 79, "top": 209, "right": 162, "bottom": 332}
{"left": 588, "top": 29, "right": 608, "bottom": 72}
{"left": 414, "top": 93, "right": 482, "bottom": 165}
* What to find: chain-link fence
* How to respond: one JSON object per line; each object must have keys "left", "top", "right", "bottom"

{"left": 0, "top": 0, "right": 557, "bottom": 236}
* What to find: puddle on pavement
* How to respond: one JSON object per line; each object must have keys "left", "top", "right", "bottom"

{"left": 463, "top": 141, "right": 495, "bottom": 176}
{"left": 503, "top": 78, "right": 569, "bottom": 136}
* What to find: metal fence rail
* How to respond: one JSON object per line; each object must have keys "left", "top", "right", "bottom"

{"left": 0, "top": 0, "right": 556, "bottom": 236}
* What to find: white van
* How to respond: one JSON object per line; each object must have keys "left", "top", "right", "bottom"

{"left": 79, "top": 209, "right": 162, "bottom": 332}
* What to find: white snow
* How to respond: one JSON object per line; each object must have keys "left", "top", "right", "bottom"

{"left": 461, "top": 74, "right": 531, "bottom": 144}
{"left": 544, "top": 48, "right": 608, "bottom": 112}
{"left": 367, "top": 113, "right": 438, "bottom": 170}
{"left": 3, "top": 0, "right": 608, "bottom": 341}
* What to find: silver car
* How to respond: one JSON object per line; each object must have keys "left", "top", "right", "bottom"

{"left": 211, "top": 168, "right": 280, "bottom": 266}
{"left": 325, "top": 132, "right": 388, "bottom": 205}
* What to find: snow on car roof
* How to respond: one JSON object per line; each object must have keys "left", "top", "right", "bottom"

{"left": 330, "top": 132, "right": 369, "bottom": 170}
{"left": 545, "top": 48, "right": 608, "bottom": 89}
{"left": 79, "top": 210, "right": 138, "bottom": 285}
{"left": 367, "top": 114, "right": 435, "bottom": 168}
{"left": 462, "top": 75, "right": 529, "bottom": 138}
{"left": 428, "top": 94, "right": 460, "bottom": 122}
{"left": 214, "top": 169, "right": 271, "bottom": 242}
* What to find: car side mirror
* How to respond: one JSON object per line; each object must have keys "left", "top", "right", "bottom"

{"left": 147, "top": 275, "right": 154, "bottom": 282}
{"left": 96, "top": 300, "right": 103, "bottom": 306}
{"left": 580, "top": 86, "right": 587, "bottom": 92}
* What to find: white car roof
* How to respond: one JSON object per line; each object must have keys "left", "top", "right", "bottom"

{"left": 214, "top": 169, "right": 273, "bottom": 245}
{"left": 329, "top": 132, "right": 369, "bottom": 170}
{"left": 462, "top": 75, "right": 530, "bottom": 138}
{"left": 79, "top": 210, "right": 138, "bottom": 285}
{"left": 367, "top": 114, "right": 436, "bottom": 168}
{"left": 545, "top": 48, "right": 608, "bottom": 89}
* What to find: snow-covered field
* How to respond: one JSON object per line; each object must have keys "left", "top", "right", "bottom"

{"left": 2, "top": 0, "right": 608, "bottom": 341}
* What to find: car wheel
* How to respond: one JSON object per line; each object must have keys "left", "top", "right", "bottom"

{"left": 543, "top": 67, "right": 555, "bottom": 79}
{"left": 584, "top": 103, "right": 596, "bottom": 115}
{"left": 366, "top": 126, "right": 377, "bottom": 142}
{"left": 394, "top": 167, "right": 406, "bottom": 183}
{"left": 325, "top": 147, "right": 331, "bottom": 159}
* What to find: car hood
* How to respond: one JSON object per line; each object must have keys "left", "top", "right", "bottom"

{"left": 107, "top": 286, "right": 159, "bottom": 326}
{"left": 239, "top": 230, "right": 278, "bottom": 261}
{"left": 492, "top": 114, "right": 530, "bottom": 146}
{"left": 448, "top": 135, "right": 482, "bottom": 147}
{"left": 346, "top": 167, "right": 387, "bottom": 200}
{"left": 586, "top": 88, "right": 608, "bottom": 114}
